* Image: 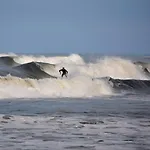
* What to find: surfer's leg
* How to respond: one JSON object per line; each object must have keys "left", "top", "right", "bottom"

{"left": 62, "top": 73, "right": 65, "bottom": 78}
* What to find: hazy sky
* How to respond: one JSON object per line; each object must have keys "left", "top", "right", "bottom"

{"left": 0, "top": 0, "right": 150, "bottom": 54}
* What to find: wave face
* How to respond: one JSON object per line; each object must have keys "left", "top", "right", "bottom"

{"left": 101, "top": 77, "right": 150, "bottom": 94}
{"left": 14, "top": 62, "right": 57, "bottom": 79}
{"left": 0, "top": 53, "right": 150, "bottom": 99}
{"left": 0, "top": 56, "right": 18, "bottom": 66}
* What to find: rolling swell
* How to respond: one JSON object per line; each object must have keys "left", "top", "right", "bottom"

{"left": 0, "top": 56, "right": 19, "bottom": 66}
{"left": 14, "top": 62, "right": 57, "bottom": 79}
{"left": 108, "top": 77, "right": 150, "bottom": 93}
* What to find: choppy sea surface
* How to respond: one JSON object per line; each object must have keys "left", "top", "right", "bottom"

{"left": 0, "top": 53, "right": 150, "bottom": 150}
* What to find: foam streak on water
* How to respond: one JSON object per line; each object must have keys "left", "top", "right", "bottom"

{"left": 0, "top": 98, "right": 150, "bottom": 150}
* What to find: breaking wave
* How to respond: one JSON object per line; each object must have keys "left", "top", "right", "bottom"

{"left": 0, "top": 53, "right": 150, "bottom": 99}
{"left": 96, "top": 77, "right": 150, "bottom": 94}
{"left": 0, "top": 56, "right": 18, "bottom": 66}
{"left": 14, "top": 62, "right": 57, "bottom": 79}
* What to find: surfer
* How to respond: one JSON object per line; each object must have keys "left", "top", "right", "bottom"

{"left": 144, "top": 68, "right": 149, "bottom": 73}
{"left": 143, "top": 67, "right": 150, "bottom": 76}
{"left": 59, "top": 67, "right": 68, "bottom": 78}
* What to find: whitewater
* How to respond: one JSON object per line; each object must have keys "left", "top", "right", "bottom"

{"left": 0, "top": 53, "right": 150, "bottom": 98}
{"left": 0, "top": 53, "right": 150, "bottom": 150}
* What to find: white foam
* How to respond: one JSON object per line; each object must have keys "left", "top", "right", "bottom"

{"left": 0, "top": 54, "right": 149, "bottom": 99}
{"left": 41, "top": 56, "right": 148, "bottom": 80}
{"left": 0, "top": 75, "right": 113, "bottom": 99}
{"left": 88, "top": 57, "right": 148, "bottom": 79}
{"left": 0, "top": 52, "right": 17, "bottom": 57}
{"left": 13, "top": 53, "right": 85, "bottom": 65}
{"left": 2, "top": 53, "right": 148, "bottom": 79}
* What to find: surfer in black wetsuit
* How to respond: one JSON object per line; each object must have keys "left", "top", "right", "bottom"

{"left": 59, "top": 67, "right": 68, "bottom": 78}
{"left": 143, "top": 67, "right": 150, "bottom": 76}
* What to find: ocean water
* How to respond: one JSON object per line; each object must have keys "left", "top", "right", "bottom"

{"left": 0, "top": 53, "right": 150, "bottom": 150}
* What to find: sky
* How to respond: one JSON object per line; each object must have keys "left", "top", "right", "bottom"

{"left": 0, "top": 0, "right": 150, "bottom": 55}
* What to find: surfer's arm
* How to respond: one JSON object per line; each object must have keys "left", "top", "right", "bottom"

{"left": 64, "top": 69, "right": 68, "bottom": 74}
{"left": 59, "top": 69, "right": 62, "bottom": 74}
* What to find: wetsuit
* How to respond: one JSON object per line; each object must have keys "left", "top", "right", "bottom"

{"left": 59, "top": 67, "right": 68, "bottom": 78}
